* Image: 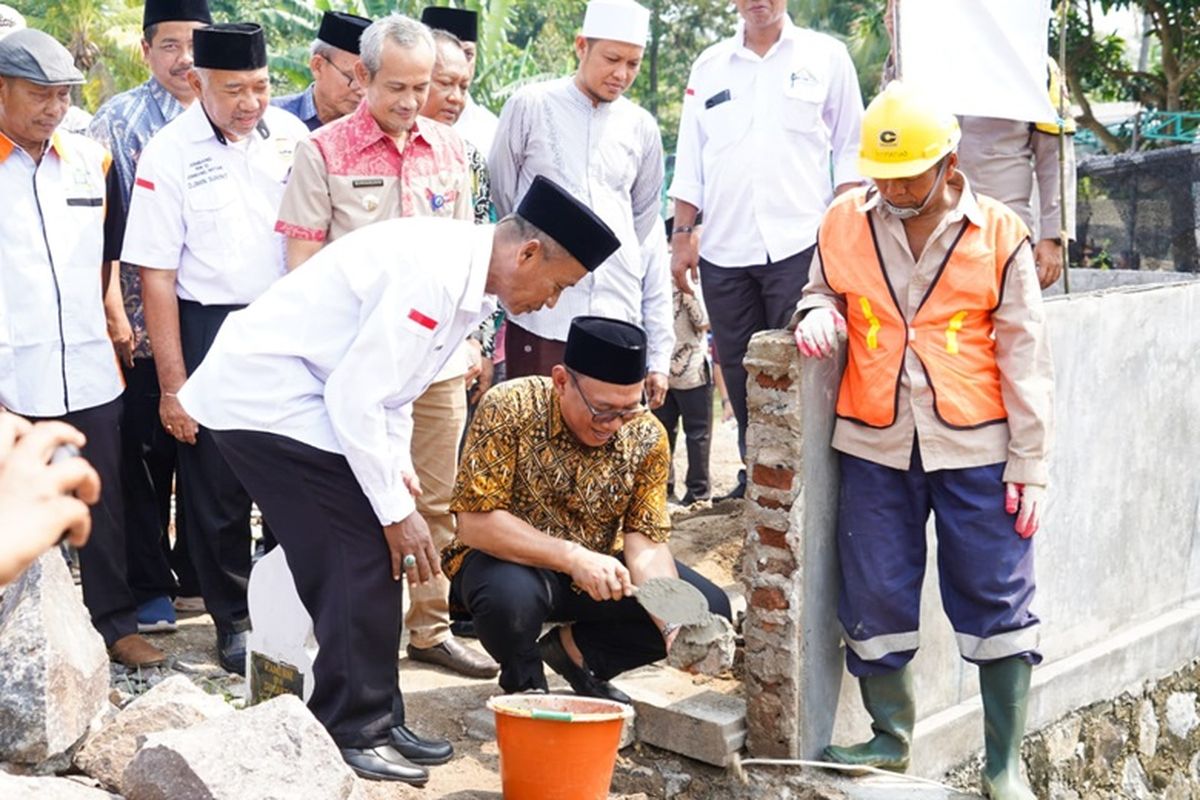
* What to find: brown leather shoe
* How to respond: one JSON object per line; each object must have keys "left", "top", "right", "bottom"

{"left": 109, "top": 633, "right": 167, "bottom": 668}
{"left": 407, "top": 637, "right": 499, "bottom": 679}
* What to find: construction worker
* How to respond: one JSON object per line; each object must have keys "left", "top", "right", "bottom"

{"left": 794, "top": 82, "right": 1053, "bottom": 800}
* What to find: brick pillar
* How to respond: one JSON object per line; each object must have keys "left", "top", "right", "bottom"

{"left": 741, "top": 330, "right": 846, "bottom": 759}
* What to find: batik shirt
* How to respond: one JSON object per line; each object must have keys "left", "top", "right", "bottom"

{"left": 444, "top": 376, "right": 671, "bottom": 578}
{"left": 87, "top": 77, "right": 185, "bottom": 359}
{"left": 275, "top": 102, "right": 471, "bottom": 244}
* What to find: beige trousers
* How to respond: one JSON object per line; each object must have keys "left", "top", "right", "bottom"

{"left": 405, "top": 375, "right": 467, "bottom": 649}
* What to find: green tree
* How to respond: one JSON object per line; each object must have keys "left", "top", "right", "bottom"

{"left": 21, "top": 0, "right": 145, "bottom": 111}
{"left": 790, "top": 0, "right": 891, "bottom": 101}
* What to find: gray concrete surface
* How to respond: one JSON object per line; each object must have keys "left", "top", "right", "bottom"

{"left": 1043, "top": 267, "right": 1196, "bottom": 296}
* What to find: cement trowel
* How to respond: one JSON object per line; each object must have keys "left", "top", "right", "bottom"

{"left": 632, "top": 576, "right": 712, "bottom": 626}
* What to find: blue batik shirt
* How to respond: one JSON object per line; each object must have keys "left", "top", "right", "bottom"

{"left": 272, "top": 84, "right": 321, "bottom": 132}
{"left": 87, "top": 78, "right": 185, "bottom": 359}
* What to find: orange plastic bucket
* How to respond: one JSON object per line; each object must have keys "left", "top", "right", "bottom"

{"left": 487, "top": 693, "right": 633, "bottom": 800}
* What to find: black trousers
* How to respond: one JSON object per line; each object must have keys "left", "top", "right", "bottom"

{"left": 31, "top": 398, "right": 136, "bottom": 646}
{"left": 177, "top": 300, "right": 254, "bottom": 634}
{"left": 451, "top": 550, "right": 733, "bottom": 693}
{"left": 212, "top": 429, "right": 405, "bottom": 748}
{"left": 652, "top": 379, "right": 713, "bottom": 500}
{"left": 120, "top": 357, "right": 198, "bottom": 601}
{"left": 700, "top": 247, "right": 813, "bottom": 461}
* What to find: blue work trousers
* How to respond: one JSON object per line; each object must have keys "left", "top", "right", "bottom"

{"left": 836, "top": 446, "right": 1041, "bottom": 677}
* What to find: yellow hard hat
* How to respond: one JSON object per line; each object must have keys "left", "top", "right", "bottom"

{"left": 859, "top": 81, "right": 961, "bottom": 180}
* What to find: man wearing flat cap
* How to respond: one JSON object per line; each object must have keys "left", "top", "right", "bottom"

{"left": 0, "top": 28, "right": 167, "bottom": 668}
{"left": 276, "top": 13, "right": 493, "bottom": 680}
{"left": 87, "top": 0, "right": 214, "bottom": 637}
{"left": 122, "top": 22, "right": 309, "bottom": 675}
{"left": 175, "top": 176, "right": 620, "bottom": 783}
{"left": 273, "top": 11, "right": 371, "bottom": 131}
{"left": 420, "top": 6, "right": 498, "bottom": 154}
{"left": 444, "top": 316, "right": 732, "bottom": 701}
{"left": 489, "top": 0, "right": 674, "bottom": 410}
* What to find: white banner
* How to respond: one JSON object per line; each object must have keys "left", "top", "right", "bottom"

{"left": 896, "top": 0, "right": 1055, "bottom": 123}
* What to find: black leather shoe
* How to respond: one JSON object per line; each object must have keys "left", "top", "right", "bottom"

{"left": 537, "top": 627, "right": 632, "bottom": 705}
{"left": 217, "top": 629, "right": 247, "bottom": 674}
{"left": 389, "top": 723, "right": 454, "bottom": 765}
{"left": 340, "top": 745, "right": 429, "bottom": 784}
{"left": 407, "top": 637, "right": 500, "bottom": 679}
{"left": 714, "top": 474, "right": 746, "bottom": 502}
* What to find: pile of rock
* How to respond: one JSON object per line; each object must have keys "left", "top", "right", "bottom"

{"left": 0, "top": 552, "right": 365, "bottom": 799}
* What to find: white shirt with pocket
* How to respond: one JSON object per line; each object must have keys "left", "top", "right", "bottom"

{"left": 121, "top": 102, "right": 309, "bottom": 304}
{"left": 669, "top": 18, "right": 864, "bottom": 268}
{"left": 0, "top": 131, "right": 123, "bottom": 416}
{"left": 178, "top": 219, "right": 497, "bottom": 526}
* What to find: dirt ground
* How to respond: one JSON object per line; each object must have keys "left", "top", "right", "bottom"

{"left": 113, "top": 408, "right": 751, "bottom": 798}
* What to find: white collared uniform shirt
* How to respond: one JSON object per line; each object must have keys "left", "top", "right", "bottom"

{"left": 489, "top": 77, "right": 674, "bottom": 374}
{"left": 0, "top": 131, "right": 123, "bottom": 416}
{"left": 669, "top": 19, "right": 864, "bottom": 267}
{"left": 121, "top": 103, "right": 309, "bottom": 304}
{"left": 178, "top": 219, "right": 498, "bottom": 526}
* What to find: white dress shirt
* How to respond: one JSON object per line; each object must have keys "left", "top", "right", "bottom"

{"left": 0, "top": 131, "right": 123, "bottom": 416}
{"left": 669, "top": 17, "right": 863, "bottom": 267}
{"left": 489, "top": 77, "right": 672, "bottom": 374}
{"left": 178, "top": 219, "right": 497, "bottom": 526}
{"left": 121, "top": 103, "right": 309, "bottom": 304}
{"left": 455, "top": 94, "right": 499, "bottom": 155}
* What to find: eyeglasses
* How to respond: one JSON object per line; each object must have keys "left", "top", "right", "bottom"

{"left": 566, "top": 368, "right": 647, "bottom": 425}
{"left": 321, "top": 54, "right": 359, "bottom": 88}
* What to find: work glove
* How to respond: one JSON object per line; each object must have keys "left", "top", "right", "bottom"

{"left": 1005, "top": 483, "right": 1046, "bottom": 538}
{"left": 794, "top": 307, "right": 846, "bottom": 359}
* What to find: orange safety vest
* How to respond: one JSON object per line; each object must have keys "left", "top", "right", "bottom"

{"left": 818, "top": 188, "right": 1030, "bottom": 430}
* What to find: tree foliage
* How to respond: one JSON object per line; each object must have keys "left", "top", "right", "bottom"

{"left": 1056, "top": 0, "right": 1200, "bottom": 151}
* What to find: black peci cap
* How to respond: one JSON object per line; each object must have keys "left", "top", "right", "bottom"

{"left": 317, "top": 11, "right": 371, "bottom": 55}
{"left": 516, "top": 175, "right": 621, "bottom": 273}
{"left": 564, "top": 316, "right": 648, "bottom": 386}
{"left": 143, "top": 0, "right": 212, "bottom": 30}
{"left": 193, "top": 23, "right": 267, "bottom": 71}
{"left": 420, "top": 7, "right": 478, "bottom": 42}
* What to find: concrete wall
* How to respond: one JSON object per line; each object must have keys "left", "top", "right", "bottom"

{"left": 1043, "top": 267, "right": 1196, "bottom": 297}
{"left": 741, "top": 277, "right": 1200, "bottom": 778}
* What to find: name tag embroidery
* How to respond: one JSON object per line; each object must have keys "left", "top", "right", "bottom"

{"left": 66, "top": 197, "right": 103, "bottom": 207}
{"left": 353, "top": 178, "right": 385, "bottom": 188}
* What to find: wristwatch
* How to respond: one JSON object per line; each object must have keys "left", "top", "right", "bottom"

{"left": 661, "top": 622, "right": 682, "bottom": 639}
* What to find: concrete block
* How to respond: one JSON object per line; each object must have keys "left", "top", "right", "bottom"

{"left": 614, "top": 669, "right": 746, "bottom": 766}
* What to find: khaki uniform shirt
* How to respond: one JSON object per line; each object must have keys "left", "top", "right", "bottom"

{"left": 796, "top": 173, "right": 1054, "bottom": 486}
{"left": 957, "top": 115, "right": 1076, "bottom": 242}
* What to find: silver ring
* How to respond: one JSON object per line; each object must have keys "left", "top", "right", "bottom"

{"left": 402, "top": 554, "right": 417, "bottom": 569}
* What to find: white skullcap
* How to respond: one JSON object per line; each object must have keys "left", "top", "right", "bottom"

{"left": 0, "top": 5, "right": 26, "bottom": 41}
{"left": 581, "top": 0, "right": 650, "bottom": 47}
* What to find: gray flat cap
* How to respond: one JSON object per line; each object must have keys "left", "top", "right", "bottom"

{"left": 0, "top": 28, "right": 85, "bottom": 85}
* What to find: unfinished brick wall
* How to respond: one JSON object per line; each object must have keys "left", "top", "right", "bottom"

{"left": 740, "top": 331, "right": 845, "bottom": 759}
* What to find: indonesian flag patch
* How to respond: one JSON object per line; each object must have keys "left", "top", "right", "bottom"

{"left": 408, "top": 308, "right": 438, "bottom": 330}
